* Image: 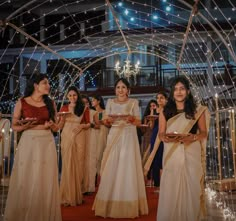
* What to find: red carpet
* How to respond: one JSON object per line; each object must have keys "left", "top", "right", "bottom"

{"left": 62, "top": 187, "right": 158, "bottom": 221}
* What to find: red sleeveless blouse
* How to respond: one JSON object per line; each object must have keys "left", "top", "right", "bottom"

{"left": 21, "top": 98, "right": 50, "bottom": 124}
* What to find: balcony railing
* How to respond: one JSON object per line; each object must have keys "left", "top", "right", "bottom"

{"left": 80, "top": 65, "right": 236, "bottom": 95}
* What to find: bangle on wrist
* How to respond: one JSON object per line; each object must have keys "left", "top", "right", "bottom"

{"left": 193, "top": 134, "right": 197, "bottom": 141}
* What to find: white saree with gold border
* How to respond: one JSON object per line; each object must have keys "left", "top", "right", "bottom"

{"left": 60, "top": 112, "right": 86, "bottom": 205}
{"left": 157, "top": 105, "right": 210, "bottom": 221}
{"left": 93, "top": 98, "right": 148, "bottom": 218}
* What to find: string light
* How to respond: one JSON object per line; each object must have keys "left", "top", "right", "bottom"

{"left": 0, "top": 2, "right": 236, "bottom": 218}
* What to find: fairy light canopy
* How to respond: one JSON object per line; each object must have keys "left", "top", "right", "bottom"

{"left": 0, "top": 0, "right": 235, "bottom": 113}
{"left": 0, "top": 2, "right": 236, "bottom": 219}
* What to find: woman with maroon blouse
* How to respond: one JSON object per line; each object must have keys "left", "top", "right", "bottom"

{"left": 4, "top": 74, "right": 62, "bottom": 221}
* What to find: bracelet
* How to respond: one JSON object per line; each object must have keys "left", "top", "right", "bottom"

{"left": 193, "top": 134, "right": 197, "bottom": 141}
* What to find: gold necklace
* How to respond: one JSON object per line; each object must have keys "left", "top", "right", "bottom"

{"left": 31, "top": 96, "right": 43, "bottom": 103}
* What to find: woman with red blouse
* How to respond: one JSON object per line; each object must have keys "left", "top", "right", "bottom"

{"left": 4, "top": 74, "right": 62, "bottom": 221}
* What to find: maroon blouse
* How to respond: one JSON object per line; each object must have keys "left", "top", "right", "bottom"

{"left": 21, "top": 98, "right": 50, "bottom": 124}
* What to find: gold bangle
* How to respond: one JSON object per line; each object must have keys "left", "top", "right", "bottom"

{"left": 193, "top": 135, "right": 197, "bottom": 141}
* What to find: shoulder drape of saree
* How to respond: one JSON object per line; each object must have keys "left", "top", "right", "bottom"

{"left": 164, "top": 105, "right": 208, "bottom": 166}
{"left": 144, "top": 105, "right": 209, "bottom": 176}
{"left": 143, "top": 112, "right": 181, "bottom": 175}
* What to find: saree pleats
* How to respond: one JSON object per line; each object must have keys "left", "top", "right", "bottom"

{"left": 93, "top": 125, "right": 148, "bottom": 218}
{"left": 60, "top": 115, "right": 86, "bottom": 206}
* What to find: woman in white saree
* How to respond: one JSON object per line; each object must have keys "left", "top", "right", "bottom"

{"left": 60, "top": 86, "right": 90, "bottom": 206}
{"left": 93, "top": 78, "right": 148, "bottom": 218}
{"left": 156, "top": 77, "right": 210, "bottom": 221}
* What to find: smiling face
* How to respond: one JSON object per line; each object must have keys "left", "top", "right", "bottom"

{"left": 173, "top": 82, "right": 189, "bottom": 102}
{"left": 67, "top": 90, "right": 78, "bottom": 104}
{"left": 34, "top": 78, "right": 50, "bottom": 95}
{"left": 115, "top": 80, "right": 129, "bottom": 99}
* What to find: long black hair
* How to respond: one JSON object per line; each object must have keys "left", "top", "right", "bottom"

{"left": 143, "top": 99, "right": 157, "bottom": 116}
{"left": 24, "top": 74, "right": 55, "bottom": 121}
{"left": 81, "top": 94, "right": 93, "bottom": 109}
{"left": 163, "top": 76, "right": 197, "bottom": 120}
{"left": 92, "top": 94, "right": 105, "bottom": 110}
{"left": 67, "top": 86, "right": 84, "bottom": 117}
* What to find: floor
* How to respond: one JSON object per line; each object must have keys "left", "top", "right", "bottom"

{"left": 0, "top": 185, "right": 235, "bottom": 220}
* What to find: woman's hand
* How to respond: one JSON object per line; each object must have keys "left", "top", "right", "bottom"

{"left": 44, "top": 120, "right": 59, "bottom": 131}
{"left": 162, "top": 134, "right": 179, "bottom": 143}
{"left": 126, "top": 115, "right": 136, "bottom": 124}
{"left": 72, "top": 126, "right": 82, "bottom": 134}
{"left": 80, "top": 123, "right": 90, "bottom": 130}
{"left": 56, "top": 115, "right": 66, "bottom": 129}
{"left": 72, "top": 123, "right": 90, "bottom": 134}
{"left": 44, "top": 120, "right": 53, "bottom": 129}
{"left": 19, "top": 120, "right": 37, "bottom": 130}
{"left": 178, "top": 133, "right": 197, "bottom": 145}
{"left": 103, "top": 117, "right": 114, "bottom": 126}
{"left": 159, "top": 132, "right": 179, "bottom": 143}
{"left": 58, "top": 115, "right": 66, "bottom": 122}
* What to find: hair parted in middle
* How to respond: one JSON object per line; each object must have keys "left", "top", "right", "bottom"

{"left": 163, "top": 76, "right": 197, "bottom": 120}
{"left": 67, "top": 86, "right": 84, "bottom": 117}
{"left": 114, "top": 77, "right": 131, "bottom": 89}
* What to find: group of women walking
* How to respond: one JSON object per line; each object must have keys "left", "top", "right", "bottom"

{"left": 4, "top": 74, "right": 209, "bottom": 221}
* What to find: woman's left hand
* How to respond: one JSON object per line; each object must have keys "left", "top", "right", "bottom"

{"left": 81, "top": 123, "right": 90, "bottom": 130}
{"left": 44, "top": 120, "right": 58, "bottom": 131}
{"left": 126, "top": 115, "right": 136, "bottom": 124}
{"left": 44, "top": 120, "right": 53, "bottom": 129}
{"left": 178, "top": 133, "right": 197, "bottom": 145}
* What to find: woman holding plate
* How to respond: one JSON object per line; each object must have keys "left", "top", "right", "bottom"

{"left": 4, "top": 74, "right": 62, "bottom": 221}
{"left": 93, "top": 78, "right": 148, "bottom": 218}
{"left": 157, "top": 76, "right": 210, "bottom": 221}
{"left": 141, "top": 99, "right": 157, "bottom": 161}
{"left": 59, "top": 86, "right": 90, "bottom": 206}
{"left": 147, "top": 91, "right": 168, "bottom": 189}
{"left": 91, "top": 94, "right": 109, "bottom": 176}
